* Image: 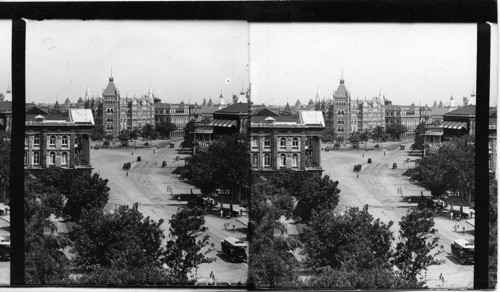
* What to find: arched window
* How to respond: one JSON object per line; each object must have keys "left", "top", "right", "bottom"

{"left": 251, "top": 138, "right": 259, "bottom": 149}
{"left": 251, "top": 153, "right": 258, "bottom": 167}
{"left": 61, "top": 135, "right": 68, "bottom": 147}
{"left": 263, "top": 153, "right": 271, "bottom": 167}
{"left": 280, "top": 137, "right": 286, "bottom": 149}
{"left": 33, "top": 151, "right": 40, "bottom": 165}
{"left": 49, "top": 151, "right": 56, "bottom": 165}
{"left": 279, "top": 153, "right": 287, "bottom": 167}
{"left": 33, "top": 136, "right": 40, "bottom": 146}
{"left": 292, "top": 154, "right": 299, "bottom": 167}
{"left": 264, "top": 137, "right": 271, "bottom": 149}
{"left": 292, "top": 138, "right": 299, "bottom": 149}
{"left": 24, "top": 151, "right": 27, "bottom": 165}
{"left": 61, "top": 152, "right": 68, "bottom": 166}
{"left": 49, "top": 135, "right": 56, "bottom": 146}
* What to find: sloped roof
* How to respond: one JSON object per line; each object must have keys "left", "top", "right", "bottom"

{"left": 103, "top": 78, "right": 119, "bottom": 97}
{"left": 26, "top": 113, "right": 67, "bottom": 122}
{"left": 214, "top": 103, "right": 249, "bottom": 115}
{"left": 300, "top": 111, "right": 325, "bottom": 127}
{"left": 26, "top": 105, "right": 49, "bottom": 115}
{"left": 251, "top": 114, "right": 299, "bottom": 124}
{"left": 334, "top": 82, "right": 348, "bottom": 98}
{"left": 430, "top": 107, "right": 450, "bottom": 116}
{"left": 444, "top": 105, "right": 476, "bottom": 117}
{"left": 200, "top": 105, "right": 219, "bottom": 115}
{"left": 251, "top": 107, "right": 278, "bottom": 117}
{"left": 69, "top": 109, "right": 95, "bottom": 125}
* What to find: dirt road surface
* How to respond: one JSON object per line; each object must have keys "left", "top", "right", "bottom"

{"left": 91, "top": 140, "right": 247, "bottom": 284}
{"left": 321, "top": 141, "right": 473, "bottom": 289}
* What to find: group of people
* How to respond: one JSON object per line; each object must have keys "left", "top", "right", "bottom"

{"left": 397, "top": 186, "right": 404, "bottom": 198}
{"left": 223, "top": 219, "right": 236, "bottom": 233}
{"left": 453, "top": 219, "right": 467, "bottom": 234}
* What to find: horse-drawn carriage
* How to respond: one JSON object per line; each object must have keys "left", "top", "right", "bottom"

{"left": 353, "top": 164, "right": 362, "bottom": 172}
{"left": 123, "top": 162, "right": 131, "bottom": 170}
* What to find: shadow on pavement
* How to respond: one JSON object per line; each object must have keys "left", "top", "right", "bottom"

{"left": 215, "top": 252, "right": 247, "bottom": 264}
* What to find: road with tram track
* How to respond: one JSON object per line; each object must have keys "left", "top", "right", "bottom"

{"left": 91, "top": 140, "right": 248, "bottom": 285}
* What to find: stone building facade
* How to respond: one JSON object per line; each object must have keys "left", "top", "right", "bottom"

{"left": 25, "top": 109, "right": 94, "bottom": 174}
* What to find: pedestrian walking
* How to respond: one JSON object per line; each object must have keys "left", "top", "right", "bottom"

{"left": 453, "top": 223, "right": 458, "bottom": 232}
{"left": 357, "top": 173, "right": 359, "bottom": 178}
{"left": 421, "top": 191, "right": 424, "bottom": 199}
{"left": 450, "top": 212, "right": 453, "bottom": 220}
{"left": 384, "top": 151, "right": 386, "bottom": 156}
{"left": 362, "top": 154, "right": 364, "bottom": 157}
{"left": 132, "top": 152, "right": 134, "bottom": 155}
{"left": 232, "top": 224, "right": 236, "bottom": 233}
{"left": 210, "top": 271, "right": 215, "bottom": 285}
{"left": 220, "top": 209, "right": 223, "bottom": 218}
{"left": 153, "top": 149, "right": 155, "bottom": 154}
{"left": 439, "top": 273, "right": 444, "bottom": 286}
{"left": 126, "top": 171, "right": 128, "bottom": 176}
{"left": 462, "top": 226, "right": 466, "bottom": 234}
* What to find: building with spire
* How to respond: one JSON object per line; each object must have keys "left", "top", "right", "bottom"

{"left": 332, "top": 76, "right": 351, "bottom": 139}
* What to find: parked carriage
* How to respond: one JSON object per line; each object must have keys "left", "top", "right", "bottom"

{"left": 123, "top": 162, "right": 131, "bottom": 170}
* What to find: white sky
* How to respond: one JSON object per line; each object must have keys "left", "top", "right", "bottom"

{"left": 0, "top": 20, "right": 11, "bottom": 96}
{"left": 250, "top": 23, "right": 487, "bottom": 107}
{"left": 26, "top": 20, "right": 249, "bottom": 104}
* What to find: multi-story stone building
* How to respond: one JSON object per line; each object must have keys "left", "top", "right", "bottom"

{"left": 250, "top": 109, "right": 324, "bottom": 175}
{"left": 385, "top": 101, "right": 421, "bottom": 140}
{"left": 25, "top": 109, "right": 94, "bottom": 174}
{"left": 85, "top": 75, "right": 155, "bottom": 137}
{"left": 351, "top": 94, "right": 386, "bottom": 133}
{"left": 154, "top": 100, "right": 202, "bottom": 139}
{"left": 332, "top": 77, "right": 351, "bottom": 139}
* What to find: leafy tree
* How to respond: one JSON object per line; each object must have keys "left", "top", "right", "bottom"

{"left": 73, "top": 203, "right": 165, "bottom": 272}
{"left": 386, "top": 123, "right": 408, "bottom": 141}
{"left": 293, "top": 175, "right": 340, "bottom": 224}
{"left": 411, "top": 122, "right": 426, "bottom": 150}
{"left": 370, "top": 126, "right": 386, "bottom": 142}
{"left": 181, "top": 133, "right": 250, "bottom": 210}
{"left": 155, "top": 121, "right": 177, "bottom": 139}
{"left": 303, "top": 208, "right": 394, "bottom": 272}
{"left": 63, "top": 172, "right": 110, "bottom": 222}
{"left": 24, "top": 174, "right": 71, "bottom": 285}
{"left": 359, "top": 130, "right": 370, "bottom": 142}
{"left": 409, "top": 136, "right": 475, "bottom": 211}
{"left": 348, "top": 132, "right": 361, "bottom": 148}
{"left": 162, "top": 207, "right": 214, "bottom": 283}
{"left": 117, "top": 130, "right": 131, "bottom": 146}
{"left": 392, "top": 208, "right": 443, "bottom": 283}
{"left": 321, "top": 128, "right": 336, "bottom": 143}
{"left": 105, "top": 133, "right": 114, "bottom": 142}
{"left": 489, "top": 179, "right": 497, "bottom": 288}
{"left": 140, "top": 123, "right": 156, "bottom": 143}
{"left": 90, "top": 126, "right": 105, "bottom": 141}
{"left": 180, "top": 120, "right": 196, "bottom": 148}
{"left": 249, "top": 177, "right": 301, "bottom": 288}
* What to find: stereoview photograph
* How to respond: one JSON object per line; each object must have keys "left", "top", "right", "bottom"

{"left": 247, "top": 23, "right": 496, "bottom": 289}
{"left": 24, "top": 20, "right": 249, "bottom": 286}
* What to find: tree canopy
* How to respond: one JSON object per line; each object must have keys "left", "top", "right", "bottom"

{"left": 386, "top": 123, "right": 408, "bottom": 141}
{"left": 180, "top": 120, "right": 196, "bottom": 148}
{"left": 155, "top": 121, "right": 177, "bottom": 139}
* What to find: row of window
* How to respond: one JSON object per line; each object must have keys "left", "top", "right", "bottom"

{"left": 106, "top": 108, "right": 115, "bottom": 113}
{"left": 251, "top": 137, "right": 300, "bottom": 149}
{"left": 25, "top": 151, "right": 69, "bottom": 166}
{"left": 251, "top": 153, "right": 299, "bottom": 168}
{"left": 25, "top": 135, "right": 69, "bottom": 147}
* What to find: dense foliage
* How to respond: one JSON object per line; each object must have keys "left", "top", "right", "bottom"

{"left": 73, "top": 203, "right": 164, "bottom": 271}
{"left": 408, "top": 136, "right": 475, "bottom": 207}
{"left": 180, "top": 120, "right": 196, "bottom": 148}
{"left": 163, "top": 207, "right": 215, "bottom": 282}
{"left": 411, "top": 122, "right": 426, "bottom": 150}
{"left": 393, "top": 208, "right": 443, "bottom": 282}
{"left": 250, "top": 169, "right": 441, "bottom": 289}
{"left": 155, "top": 121, "right": 177, "bottom": 139}
{"left": 386, "top": 123, "right": 408, "bottom": 141}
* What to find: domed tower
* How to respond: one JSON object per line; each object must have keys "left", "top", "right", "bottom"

{"left": 218, "top": 90, "right": 227, "bottom": 109}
